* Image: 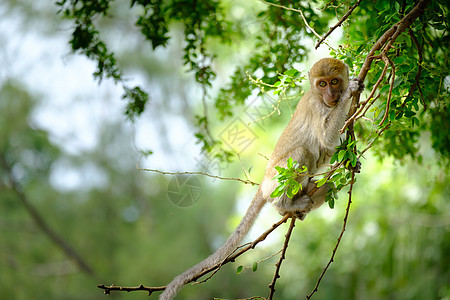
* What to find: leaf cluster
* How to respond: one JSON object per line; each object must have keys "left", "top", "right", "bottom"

{"left": 57, "top": 0, "right": 449, "bottom": 164}
{"left": 57, "top": 0, "right": 235, "bottom": 120}
{"left": 344, "top": 0, "right": 449, "bottom": 164}
{"left": 215, "top": 1, "right": 333, "bottom": 119}
{"left": 320, "top": 138, "right": 360, "bottom": 208}
{"left": 270, "top": 157, "right": 307, "bottom": 200}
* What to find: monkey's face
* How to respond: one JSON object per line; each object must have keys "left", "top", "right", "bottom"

{"left": 315, "top": 76, "right": 344, "bottom": 107}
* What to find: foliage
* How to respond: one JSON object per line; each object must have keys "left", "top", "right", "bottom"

{"left": 270, "top": 157, "right": 307, "bottom": 200}
{"left": 57, "top": 0, "right": 449, "bottom": 166}
{"left": 56, "top": 0, "right": 235, "bottom": 121}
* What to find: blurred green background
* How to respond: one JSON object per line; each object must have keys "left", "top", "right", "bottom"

{"left": 0, "top": 1, "right": 448, "bottom": 300}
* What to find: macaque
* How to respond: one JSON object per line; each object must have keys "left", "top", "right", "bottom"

{"left": 160, "top": 58, "right": 364, "bottom": 300}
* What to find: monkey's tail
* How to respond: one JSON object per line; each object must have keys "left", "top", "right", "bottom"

{"left": 159, "top": 189, "right": 266, "bottom": 300}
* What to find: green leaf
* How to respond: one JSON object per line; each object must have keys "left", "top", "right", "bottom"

{"left": 287, "top": 157, "right": 293, "bottom": 168}
{"left": 338, "top": 150, "right": 346, "bottom": 161}
{"left": 286, "top": 188, "right": 294, "bottom": 199}
{"left": 316, "top": 177, "right": 328, "bottom": 187}
{"left": 237, "top": 265, "right": 244, "bottom": 274}
{"left": 252, "top": 262, "right": 258, "bottom": 272}
{"left": 291, "top": 181, "right": 301, "bottom": 195}
{"left": 350, "top": 152, "right": 357, "bottom": 167}
{"left": 330, "top": 152, "right": 339, "bottom": 164}
{"left": 270, "top": 186, "right": 284, "bottom": 198}
{"left": 274, "top": 166, "right": 284, "bottom": 173}
{"left": 328, "top": 198, "right": 335, "bottom": 209}
{"left": 330, "top": 173, "right": 342, "bottom": 182}
{"left": 284, "top": 68, "right": 298, "bottom": 77}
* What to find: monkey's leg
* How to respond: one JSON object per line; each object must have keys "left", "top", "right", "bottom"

{"left": 286, "top": 182, "right": 329, "bottom": 220}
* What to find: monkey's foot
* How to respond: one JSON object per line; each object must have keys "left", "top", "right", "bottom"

{"left": 274, "top": 194, "right": 313, "bottom": 220}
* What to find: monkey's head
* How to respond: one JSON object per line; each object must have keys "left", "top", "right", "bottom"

{"left": 309, "top": 58, "right": 349, "bottom": 107}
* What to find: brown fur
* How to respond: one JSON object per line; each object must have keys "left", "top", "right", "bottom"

{"left": 159, "top": 58, "right": 363, "bottom": 300}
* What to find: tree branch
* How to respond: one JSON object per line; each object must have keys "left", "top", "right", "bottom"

{"left": 97, "top": 214, "right": 291, "bottom": 296}
{"left": 259, "top": 0, "right": 322, "bottom": 40}
{"left": 404, "top": 29, "right": 425, "bottom": 110}
{"left": 97, "top": 284, "right": 165, "bottom": 296}
{"left": 341, "top": 0, "right": 431, "bottom": 133}
{"left": 0, "top": 152, "right": 96, "bottom": 277}
{"left": 378, "top": 54, "right": 395, "bottom": 126}
{"left": 307, "top": 171, "right": 356, "bottom": 299}
{"left": 136, "top": 156, "right": 259, "bottom": 186}
{"left": 268, "top": 217, "right": 296, "bottom": 299}
{"left": 315, "top": 0, "right": 364, "bottom": 49}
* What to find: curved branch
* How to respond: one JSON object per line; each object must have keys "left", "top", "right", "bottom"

{"left": 404, "top": 29, "right": 425, "bottom": 110}
{"left": 268, "top": 217, "right": 296, "bottom": 299}
{"left": 342, "top": 0, "right": 431, "bottom": 133}
{"left": 341, "top": 57, "right": 389, "bottom": 133}
{"left": 315, "top": 0, "right": 364, "bottom": 49}
{"left": 307, "top": 171, "right": 356, "bottom": 299}
{"left": 378, "top": 54, "right": 395, "bottom": 126}
{"left": 97, "top": 214, "right": 291, "bottom": 296}
{"left": 259, "top": 0, "right": 322, "bottom": 40}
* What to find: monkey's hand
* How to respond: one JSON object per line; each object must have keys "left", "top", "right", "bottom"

{"left": 348, "top": 158, "right": 362, "bottom": 173}
{"left": 348, "top": 78, "right": 365, "bottom": 95}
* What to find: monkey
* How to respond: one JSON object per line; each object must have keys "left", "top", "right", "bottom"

{"left": 159, "top": 58, "right": 364, "bottom": 300}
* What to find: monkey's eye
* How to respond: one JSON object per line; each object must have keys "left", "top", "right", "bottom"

{"left": 318, "top": 81, "right": 327, "bottom": 87}
{"left": 331, "top": 78, "right": 339, "bottom": 85}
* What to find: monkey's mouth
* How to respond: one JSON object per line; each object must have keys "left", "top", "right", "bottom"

{"left": 326, "top": 100, "right": 338, "bottom": 107}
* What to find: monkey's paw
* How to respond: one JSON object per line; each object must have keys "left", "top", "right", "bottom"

{"left": 273, "top": 194, "right": 313, "bottom": 221}
{"left": 349, "top": 78, "right": 365, "bottom": 94}
{"left": 347, "top": 158, "right": 361, "bottom": 173}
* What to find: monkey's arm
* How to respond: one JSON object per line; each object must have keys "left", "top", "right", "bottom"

{"left": 320, "top": 78, "right": 364, "bottom": 149}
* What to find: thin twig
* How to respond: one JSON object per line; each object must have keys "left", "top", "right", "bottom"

{"left": 315, "top": 0, "right": 364, "bottom": 49}
{"left": 238, "top": 249, "right": 283, "bottom": 274}
{"left": 138, "top": 167, "right": 258, "bottom": 186}
{"left": 259, "top": 0, "right": 322, "bottom": 40}
{"left": 97, "top": 284, "right": 165, "bottom": 296}
{"left": 136, "top": 156, "right": 259, "bottom": 186}
{"left": 268, "top": 217, "right": 296, "bottom": 299}
{"left": 307, "top": 171, "right": 356, "bottom": 299}
{"left": 404, "top": 29, "right": 425, "bottom": 110}
{"left": 359, "top": 123, "right": 391, "bottom": 157}
{"left": 237, "top": 153, "right": 256, "bottom": 184}
{"left": 341, "top": 57, "right": 388, "bottom": 133}
{"left": 355, "top": 94, "right": 380, "bottom": 123}
{"left": 98, "top": 215, "right": 292, "bottom": 296}
{"left": 190, "top": 214, "right": 291, "bottom": 284}
{"left": 378, "top": 54, "right": 395, "bottom": 126}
